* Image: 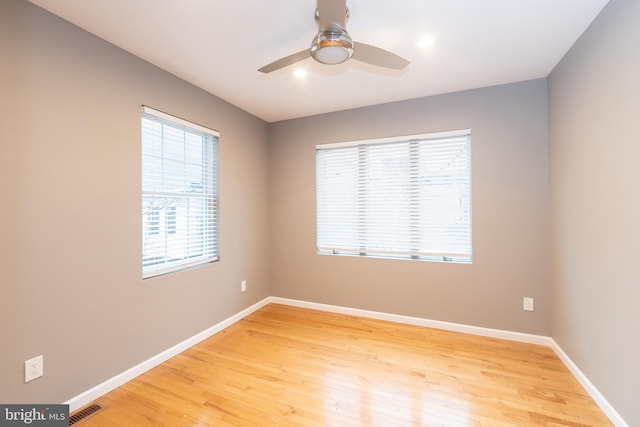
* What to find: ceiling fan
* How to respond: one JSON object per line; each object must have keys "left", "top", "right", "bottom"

{"left": 258, "top": 0, "right": 410, "bottom": 73}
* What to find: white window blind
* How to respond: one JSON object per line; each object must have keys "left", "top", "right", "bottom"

{"left": 316, "top": 130, "right": 472, "bottom": 263}
{"left": 141, "top": 106, "right": 219, "bottom": 278}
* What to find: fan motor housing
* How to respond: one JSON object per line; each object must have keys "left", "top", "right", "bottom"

{"left": 310, "top": 30, "right": 354, "bottom": 65}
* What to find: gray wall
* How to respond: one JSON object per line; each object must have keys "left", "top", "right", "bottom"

{"left": 548, "top": 0, "right": 640, "bottom": 424}
{"left": 0, "top": 0, "right": 270, "bottom": 404}
{"left": 269, "top": 79, "right": 551, "bottom": 335}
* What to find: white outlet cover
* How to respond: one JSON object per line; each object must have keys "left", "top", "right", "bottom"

{"left": 25, "top": 355, "right": 43, "bottom": 383}
{"left": 523, "top": 297, "right": 535, "bottom": 312}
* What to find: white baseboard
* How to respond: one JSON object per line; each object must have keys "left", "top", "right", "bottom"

{"left": 268, "top": 297, "right": 553, "bottom": 345}
{"left": 64, "top": 296, "right": 627, "bottom": 426}
{"left": 64, "top": 297, "right": 271, "bottom": 412}
{"left": 549, "top": 340, "right": 629, "bottom": 427}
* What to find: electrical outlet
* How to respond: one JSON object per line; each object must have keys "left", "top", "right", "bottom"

{"left": 241, "top": 280, "right": 247, "bottom": 292}
{"left": 25, "top": 355, "right": 43, "bottom": 383}
{"left": 523, "top": 297, "right": 534, "bottom": 312}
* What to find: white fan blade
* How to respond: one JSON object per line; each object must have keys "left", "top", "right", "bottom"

{"left": 258, "top": 49, "right": 310, "bottom": 73}
{"left": 352, "top": 42, "right": 410, "bottom": 70}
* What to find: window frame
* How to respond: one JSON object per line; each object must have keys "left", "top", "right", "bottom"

{"left": 316, "top": 129, "right": 472, "bottom": 264}
{"left": 141, "top": 106, "right": 220, "bottom": 279}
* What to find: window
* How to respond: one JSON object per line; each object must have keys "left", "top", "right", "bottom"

{"left": 141, "top": 106, "right": 219, "bottom": 278}
{"left": 316, "top": 130, "right": 471, "bottom": 263}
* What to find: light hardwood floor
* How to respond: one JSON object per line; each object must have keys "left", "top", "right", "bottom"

{"left": 78, "top": 304, "right": 611, "bottom": 426}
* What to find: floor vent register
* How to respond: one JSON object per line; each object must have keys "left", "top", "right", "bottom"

{"left": 69, "top": 403, "right": 104, "bottom": 425}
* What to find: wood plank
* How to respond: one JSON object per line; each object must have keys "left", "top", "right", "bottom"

{"left": 76, "top": 303, "right": 612, "bottom": 426}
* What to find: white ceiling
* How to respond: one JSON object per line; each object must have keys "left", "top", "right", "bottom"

{"left": 29, "top": 0, "right": 609, "bottom": 123}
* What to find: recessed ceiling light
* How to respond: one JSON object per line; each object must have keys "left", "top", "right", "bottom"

{"left": 417, "top": 37, "right": 435, "bottom": 49}
{"left": 293, "top": 69, "right": 307, "bottom": 78}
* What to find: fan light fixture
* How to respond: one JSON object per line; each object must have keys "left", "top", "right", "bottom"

{"left": 310, "top": 31, "right": 354, "bottom": 65}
